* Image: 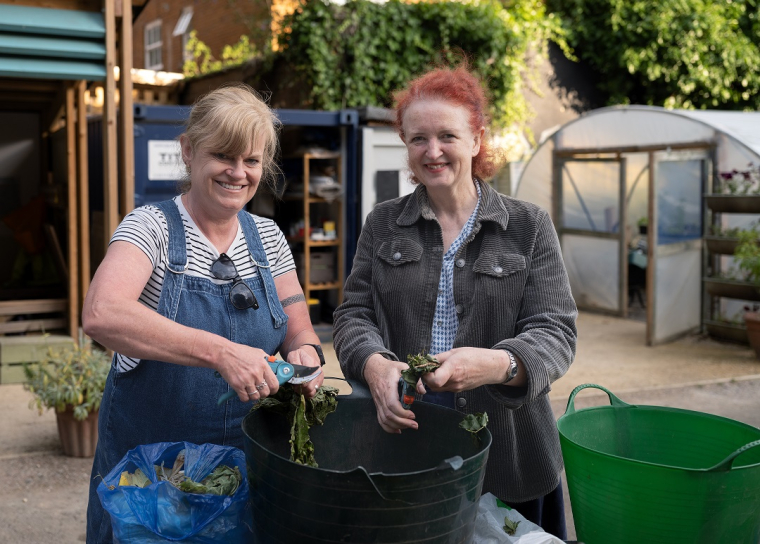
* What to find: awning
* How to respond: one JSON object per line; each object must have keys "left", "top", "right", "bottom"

{"left": 0, "top": 4, "right": 106, "bottom": 81}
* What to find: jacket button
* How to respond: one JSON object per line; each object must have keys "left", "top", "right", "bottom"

{"left": 493, "top": 265, "right": 503, "bottom": 274}
{"left": 456, "top": 258, "right": 465, "bottom": 268}
{"left": 393, "top": 252, "right": 401, "bottom": 261}
{"left": 455, "top": 304, "right": 463, "bottom": 314}
{"left": 456, "top": 397, "right": 467, "bottom": 408}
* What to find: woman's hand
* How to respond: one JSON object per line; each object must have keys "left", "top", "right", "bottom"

{"left": 215, "top": 343, "right": 280, "bottom": 403}
{"left": 364, "top": 353, "right": 419, "bottom": 434}
{"left": 422, "top": 347, "right": 522, "bottom": 392}
{"left": 286, "top": 345, "right": 325, "bottom": 399}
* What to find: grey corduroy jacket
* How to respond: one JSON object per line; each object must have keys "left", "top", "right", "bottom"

{"left": 333, "top": 180, "right": 578, "bottom": 502}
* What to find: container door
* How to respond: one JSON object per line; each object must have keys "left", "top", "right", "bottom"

{"left": 648, "top": 150, "right": 707, "bottom": 345}
{"left": 555, "top": 157, "right": 626, "bottom": 315}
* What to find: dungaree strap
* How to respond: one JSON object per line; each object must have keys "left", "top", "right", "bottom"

{"left": 154, "top": 200, "right": 188, "bottom": 322}
{"left": 237, "top": 209, "right": 288, "bottom": 329}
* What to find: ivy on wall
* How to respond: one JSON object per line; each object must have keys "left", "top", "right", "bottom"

{"left": 278, "top": 0, "right": 567, "bottom": 131}
{"left": 546, "top": 0, "right": 760, "bottom": 110}
{"left": 183, "top": 31, "right": 258, "bottom": 78}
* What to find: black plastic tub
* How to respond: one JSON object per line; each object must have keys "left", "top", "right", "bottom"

{"left": 242, "top": 394, "right": 492, "bottom": 543}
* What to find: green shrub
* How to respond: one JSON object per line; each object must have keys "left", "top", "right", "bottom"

{"left": 547, "top": 0, "right": 760, "bottom": 110}
{"left": 279, "top": 0, "right": 567, "bottom": 131}
{"left": 24, "top": 338, "right": 110, "bottom": 421}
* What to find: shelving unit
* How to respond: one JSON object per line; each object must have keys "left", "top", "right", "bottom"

{"left": 703, "top": 194, "right": 760, "bottom": 343}
{"left": 286, "top": 150, "right": 344, "bottom": 306}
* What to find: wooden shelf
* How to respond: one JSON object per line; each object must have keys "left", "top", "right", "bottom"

{"left": 290, "top": 151, "right": 345, "bottom": 304}
{"left": 307, "top": 281, "right": 343, "bottom": 291}
{"left": 704, "top": 195, "right": 760, "bottom": 214}
{"left": 287, "top": 237, "right": 340, "bottom": 247}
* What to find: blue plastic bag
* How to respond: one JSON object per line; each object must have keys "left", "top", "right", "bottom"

{"left": 97, "top": 442, "right": 253, "bottom": 543}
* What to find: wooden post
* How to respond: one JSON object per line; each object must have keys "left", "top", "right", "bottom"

{"left": 66, "top": 85, "right": 80, "bottom": 340}
{"left": 77, "top": 81, "right": 90, "bottom": 302}
{"left": 118, "top": 0, "right": 135, "bottom": 218}
{"left": 103, "top": 0, "right": 119, "bottom": 248}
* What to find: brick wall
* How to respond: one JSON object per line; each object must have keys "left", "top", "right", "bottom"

{"left": 134, "top": 0, "right": 270, "bottom": 73}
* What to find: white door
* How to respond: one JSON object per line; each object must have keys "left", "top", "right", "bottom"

{"left": 648, "top": 150, "right": 708, "bottom": 344}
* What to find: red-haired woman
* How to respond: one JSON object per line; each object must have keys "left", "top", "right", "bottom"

{"left": 333, "top": 64, "right": 577, "bottom": 538}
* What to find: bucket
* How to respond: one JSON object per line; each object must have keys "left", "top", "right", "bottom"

{"left": 557, "top": 384, "right": 760, "bottom": 544}
{"left": 242, "top": 388, "right": 492, "bottom": 543}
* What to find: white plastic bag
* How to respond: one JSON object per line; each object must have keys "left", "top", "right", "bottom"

{"left": 472, "top": 492, "right": 565, "bottom": 544}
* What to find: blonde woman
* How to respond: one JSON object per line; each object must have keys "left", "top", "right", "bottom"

{"left": 83, "top": 84, "right": 324, "bottom": 543}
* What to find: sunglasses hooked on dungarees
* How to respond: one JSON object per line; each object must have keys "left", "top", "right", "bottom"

{"left": 210, "top": 253, "right": 259, "bottom": 310}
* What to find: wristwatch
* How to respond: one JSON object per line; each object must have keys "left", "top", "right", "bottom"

{"left": 502, "top": 350, "right": 518, "bottom": 384}
{"left": 303, "top": 343, "right": 326, "bottom": 367}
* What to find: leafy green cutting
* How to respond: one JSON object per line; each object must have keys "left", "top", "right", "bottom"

{"left": 253, "top": 384, "right": 339, "bottom": 467}
{"left": 401, "top": 353, "right": 441, "bottom": 387}
{"left": 460, "top": 412, "right": 489, "bottom": 447}
{"left": 178, "top": 465, "right": 241, "bottom": 496}
{"left": 459, "top": 412, "right": 489, "bottom": 433}
{"left": 118, "top": 449, "right": 242, "bottom": 496}
{"left": 503, "top": 516, "right": 521, "bottom": 536}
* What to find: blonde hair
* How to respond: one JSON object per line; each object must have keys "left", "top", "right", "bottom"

{"left": 178, "top": 83, "right": 281, "bottom": 193}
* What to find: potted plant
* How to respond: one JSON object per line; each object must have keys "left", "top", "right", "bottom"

{"left": 734, "top": 229, "right": 760, "bottom": 358}
{"left": 636, "top": 216, "right": 648, "bottom": 235}
{"left": 23, "top": 334, "right": 110, "bottom": 457}
{"left": 705, "top": 164, "right": 760, "bottom": 213}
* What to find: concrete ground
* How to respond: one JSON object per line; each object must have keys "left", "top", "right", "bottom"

{"left": 2, "top": 311, "right": 760, "bottom": 543}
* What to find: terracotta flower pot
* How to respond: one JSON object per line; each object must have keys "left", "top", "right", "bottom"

{"left": 743, "top": 312, "right": 760, "bottom": 359}
{"left": 55, "top": 407, "right": 99, "bottom": 457}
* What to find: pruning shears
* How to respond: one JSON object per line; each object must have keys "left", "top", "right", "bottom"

{"left": 216, "top": 355, "right": 322, "bottom": 405}
{"left": 399, "top": 378, "right": 416, "bottom": 410}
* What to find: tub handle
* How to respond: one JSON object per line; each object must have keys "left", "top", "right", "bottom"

{"left": 564, "top": 383, "right": 631, "bottom": 416}
{"left": 352, "top": 456, "right": 464, "bottom": 505}
{"left": 352, "top": 466, "right": 414, "bottom": 505}
{"left": 706, "top": 439, "right": 760, "bottom": 472}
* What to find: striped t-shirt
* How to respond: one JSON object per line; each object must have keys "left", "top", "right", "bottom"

{"left": 109, "top": 195, "right": 295, "bottom": 373}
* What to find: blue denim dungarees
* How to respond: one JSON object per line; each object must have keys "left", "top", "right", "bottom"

{"left": 86, "top": 200, "right": 288, "bottom": 543}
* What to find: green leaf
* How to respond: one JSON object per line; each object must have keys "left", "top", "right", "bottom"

{"left": 459, "top": 412, "right": 489, "bottom": 433}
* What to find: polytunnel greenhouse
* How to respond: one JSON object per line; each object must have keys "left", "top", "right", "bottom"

{"left": 514, "top": 105, "right": 760, "bottom": 345}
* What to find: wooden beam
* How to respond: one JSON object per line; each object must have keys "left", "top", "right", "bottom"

{"left": 0, "top": 319, "right": 68, "bottom": 335}
{"left": 0, "top": 79, "right": 60, "bottom": 93}
{"left": 42, "top": 82, "right": 67, "bottom": 134}
{"left": 66, "top": 84, "right": 80, "bottom": 340}
{"left": 0, "top": 92, "right": 56, "bottom": 103}
{"left": 118, "top": 0, "right": 135, "bottom": 218}
{"left": 103, "top": 0, "right": 119, "bottom": 248}
{"left": 0, "top": 299, "right": 67, "bottom": 316}
{"left": 77, "top": 80, "right": 91, "bottom": 301}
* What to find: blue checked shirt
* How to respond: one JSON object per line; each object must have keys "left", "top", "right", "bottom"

{"left": 430, "top": 182, "right": 482, "bottom": 356}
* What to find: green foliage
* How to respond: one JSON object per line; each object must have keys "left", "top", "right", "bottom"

{"left": 278, "top": 0, "right": 567, "bottom": 129}
{"left": 459, "top": 412, "right": 489, "bottom": 434}
{"left": 183, "top": 31, "right": 258, "bottom": 78}
{"left": 547, "top": 0, "right": 760, "bottom": 110}
{"left": 401, "top": 352, "right": 441, "bottom": 387}
{"left": 23, "top": 338, "right": 110, "bottom": 421}
{"left": 252, "top": 383, "right": 339, "bottom": 467}
{"left": 735, "top": 225, "right": 760, "bottom": 286}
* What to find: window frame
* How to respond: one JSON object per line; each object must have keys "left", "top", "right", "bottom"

{"left": 144, "top": 19, "right": 163, "bottom": 70}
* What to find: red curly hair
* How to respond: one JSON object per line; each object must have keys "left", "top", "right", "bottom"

{"left": 393, "top": 63, "right": 496, "bottom": 181}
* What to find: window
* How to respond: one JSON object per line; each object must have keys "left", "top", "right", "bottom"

{"left": 145, "top": 20, "right": 163, "bottom": 70}
{"left": 173, "top": 7, "right": 194, "bottom": 63}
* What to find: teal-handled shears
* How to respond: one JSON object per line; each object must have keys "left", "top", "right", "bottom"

{"left": 216, "top": 355, "right": 322, "bottom": 405}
